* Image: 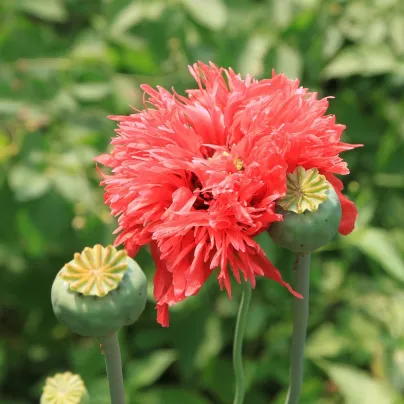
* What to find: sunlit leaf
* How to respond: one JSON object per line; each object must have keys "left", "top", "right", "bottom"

{"left": 8, "top": 164, "right": 50, "bottom": 201}
{"left": 134, "top": 388, "right": 211, "bottom": 404}
{"left": 323, "top": 45, "right": 396, "bottom": 78}
{"left": 15, "top": 0, "right": 68, "bottom": 22}
{"left": 127, "top": 350, "right": 177, "bottom": 391}
{"left": 353, "top": 293, "right": 404, "bottom": 339}
{"left": 306, "top": 324, "right": 347, "bottom": 359}
{"left": 70, "top": 34, "right": 111, "bottom": 62}
{"left": 112, "top": 74, "right": 141, "bottom": 110}
{"left": 321, "top": 362, "right": 399, "bottom": 404}
{"left": 0, "top": 100, "right": 25, "bottom": 115}
{"left": 275, "top": 44, "right": 302, "bottom": 79}
{"left": 181, "top": 0, "right": 227, "bottom": 30}
{"left": 344, "top": 228, "right": 404, "bottom": 283}
{"left": 323, "top": 27, "right": 343, "bottom": 58}
{"left": 271, "top": 0, "right": 293, "bottom": 28}
{"left": 109, "top": 1, "right": 166, "bottom": 36}
{"left": 238, "top": 34, "right": 274, "bottom": 76}
{"left": 49, "top": 170, "right": 93, "bottom": 207}
{"left": 390, "top": 16, "right": 404, "bottom": 55}
{"left": 71, "top": 83, "right": 111, "bottom": 102}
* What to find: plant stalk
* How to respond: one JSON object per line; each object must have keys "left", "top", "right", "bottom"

{"left": 99, "top": 331, "right": 126, "bottom": 404}
{"left": 233, "top": 280, "right": 252, "bottom": 404}
{"left": 285, "top": 253, "right": 311, "bottom": 404}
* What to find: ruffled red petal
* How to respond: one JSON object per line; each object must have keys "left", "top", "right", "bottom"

{"left": 325, "top": 173, "right": 358, "bottom": 235}
{"left": 96, "top": 61, "right": 359, "bottom": 326}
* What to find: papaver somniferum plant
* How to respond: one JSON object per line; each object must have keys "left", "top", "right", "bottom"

{"left": 51, "top": 244, "right": 147, "bottom": 403}
{"left": 96, "top": 62, "right": 361, "bottom": 404}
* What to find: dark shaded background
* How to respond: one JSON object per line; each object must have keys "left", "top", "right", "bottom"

{"left": 1, "top": 0, "right": 404, "bottom": 402}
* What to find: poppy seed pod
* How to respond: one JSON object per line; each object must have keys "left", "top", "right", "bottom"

{"left": 268, "top": 167, "right": 342, "bottom": 253}
{"left": 40, "top": 371, "right": 89, "bottom": 404}
{"left": 51, "top": 245, "right": 147, "bottom": 337}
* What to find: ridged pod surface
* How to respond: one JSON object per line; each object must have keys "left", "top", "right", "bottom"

{"left": 51, "top": 245, "right": 147, "bottom": 337}
{"left": 268, "top": 167, "right": 342, "bottom": 253}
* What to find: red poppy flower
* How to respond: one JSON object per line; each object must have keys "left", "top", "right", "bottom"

{"left": 96, "top": 62, "right": 359, "bottom": 326}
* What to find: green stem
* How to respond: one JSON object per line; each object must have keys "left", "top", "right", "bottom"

{"left": 285, "top": 253, "right": 311, "bottom": 404}
{"left": 99, "top": 332, "right": 126, "bottom": 404}
{"left": 233, "top": 280, "right": 252, "bottom": 404}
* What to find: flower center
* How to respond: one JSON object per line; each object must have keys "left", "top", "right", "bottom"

{"left": 221, "top": 151, "right": 244, "bottom": 171}
{"left": 276, "top": 166, "right": 330, "bottom": 214}
{"left": 59, "top": 245, "right": 128, "bottom": 297}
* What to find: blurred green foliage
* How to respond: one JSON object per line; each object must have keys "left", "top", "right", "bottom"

{"left": 1, "top": 0, "right": 404, "bottom": 402}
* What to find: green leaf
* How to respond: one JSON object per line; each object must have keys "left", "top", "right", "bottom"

{"left": 109, "top": 3, "right": 144, "bottom": 35}
{"left": 323, "top": 27, "right": 343, "bottom": 58}
{"left": 15, "top": 0, "right": 68, "bottom": 22}
{"left": 112, "top": 74, "right": 141, "bottom": 110}
{"left": 392, "top": 349, "right": 404, "bottom": 391}
{"left": 201, "top": 359, "right": 234, "bottom": 403}
{"left": 306, "top": 324, "right": 347, "bottom": 359}
{"left": 271, "top": 0, "right": 293, "bottom": 28}
{"left": 71, "top": 83, "right": 111, "bottom": 102}
{"left": 194, "top": 315, "right": 222, "bottom": 369}
{"left": 70, "top": 34, "right": 111, "bottom": 62}
{"left": 49, "top": 170, "right": 93, "bottom": 207}
{"left": 0, "top": 100, "right": 25, "bottom": 115}
{"left": 275, "top": 44, "right": 302, "bottom": 79}
{"left": 8, "top": 165, "right": 50, "bottom": 201}
{"left": 135, "top": 387, "right": 211, "bottom": 404}
{"left": 127, "top": 350, "right": 177, "bottom": 391}
{"left": 181, "top": 0, "right": 227, "bottom": 31}
{"left": 323, "top": 45, "right": 396, "bottom": 78}
{"left": 70, "top": 341, "right": 106, "bottom": 381}
{"left": 353, "top": 293, "right": 404, "bottom": 339}
{"left": 344, "top": 228, "right": 404, "bottom": 283}
{"left": 238, "top": 34, "right": 274, "bottom": 76}
{"left": 321, "top": 362, "right": 399, "bottom": 404}
{"left": 169, "top": 300, "right": 223, "bottom": 379}
{"left": 390, "top": 16, "right": 404, "bottom": 55}
{"left": 16, "top": 209, "right": 46, "bottom": 256}
{"left": 109, "top": 1, "right": 166, "bottom": 36}
{"left": 86, "top": 378, "right": 110, "bottom": 404}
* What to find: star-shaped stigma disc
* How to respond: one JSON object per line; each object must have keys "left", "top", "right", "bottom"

{"left": 60, "top": 245, "right": 128, "bottom": 297}
{"left": 277, "top": 166, "right": 330, "bottom": 214}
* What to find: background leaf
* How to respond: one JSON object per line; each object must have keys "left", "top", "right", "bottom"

{"left": 127, "top": 350, "right": 177, "bottom": 391}
{"left": 1, "top": 1, "right": 404, "bottom": 403}
{"left": 344, "top": 228, "right": 404, "bottom": 283}
{"left": 15, "top": 0, "right": 68, "bottom": 22}
{"left": 321, "top": 363, "right": 400, "bottom": 404}
{"left": 134, "top": 387, "right": 212, "bottom": 404}
{"left": 8, "top": 165, "right": 50, "bottom": 201}
{"left": 181, "top": 0, "right": 227, "bottom": 30}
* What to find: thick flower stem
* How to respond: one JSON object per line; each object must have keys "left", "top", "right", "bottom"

{"left": 285, "top": 253, "right": 311, "bottom": 404}
{"left": 233, "top": 280, "right": 252, "bottom": 404}
{"left": 99, "top": 332, "right": 126, "bottom": 404}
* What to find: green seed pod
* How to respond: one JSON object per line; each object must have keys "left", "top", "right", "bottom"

{"left": 268, "top": 167, "right": 342, "bottom": 253}
{"left": 51, "top": 245, "right": 147, "bottom": 337}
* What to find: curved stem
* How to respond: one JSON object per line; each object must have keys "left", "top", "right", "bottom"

{"left": 99, "top": 332, "right": 126, "bottom": 404}
{"left": 233, "top": 280, "right": 252, "bottom": 404}
{"left": 285, "top": 253, "right": 311, "bottom": 404}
